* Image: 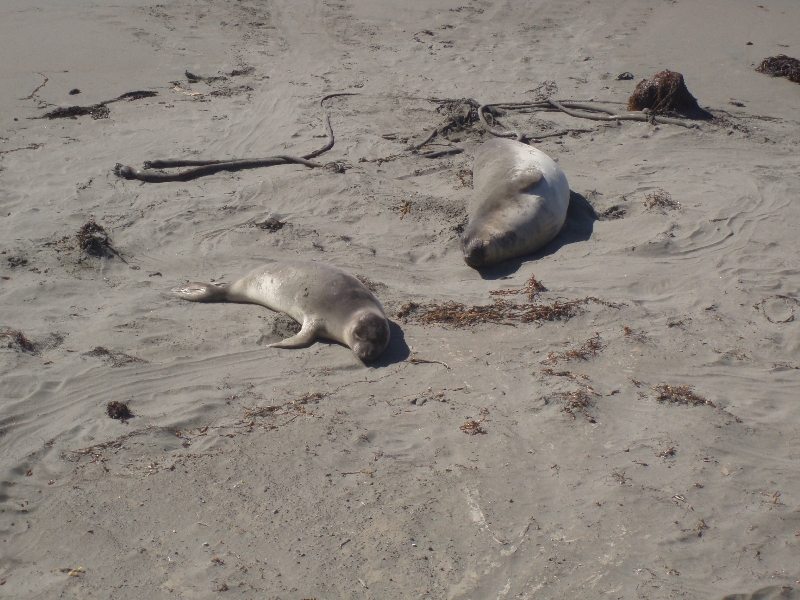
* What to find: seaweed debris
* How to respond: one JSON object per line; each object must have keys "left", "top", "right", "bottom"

{"left": 627, "top": 70, "right": 699, "bottom": 114}
{"left": 652, "top": 384, "right": 714, "bottom": 407}
{"left": 1, "top": 329, "right": 38, "bottom": 354}
{"left": 489, "top": 274, "right": 547, "bottom": 302}
{"left": 77, "top": 220, "right": 124, "bottom": 261}
{"left": 643, "top": 189, "right": 680, "bottom": 211}
{"left": 544, "top": 385, "right": 599, "bottom": 422}
{"left": 106, "top": 401, "right": 133, "bottom": 422}
{"left": 459, "top": 420, "right": 487, "bottom": 435}
{"left": 252, "top": 217, "right": 285, "bottom": 232}
{"left": 755, "top": 55, "right": 800, "bottom": 84}
{"left": 400, "top": 292, "right": 615, "bottom": 327}
{"left": 86, "top": 347, "right": 145, "bottom": 367}
{"left": 39, "top": 90, "right": 157, "bottom": 120}
{"left": 543, "top": 333, "right": 604, "bottom": 364}
{"left": 409, "top": 298, "right": 586, "bottom": 327}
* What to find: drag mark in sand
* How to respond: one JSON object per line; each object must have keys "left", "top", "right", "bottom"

{"left": 465, "top": 488, "right": 504, "bottom": 545}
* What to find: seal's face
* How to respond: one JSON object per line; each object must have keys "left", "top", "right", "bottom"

{"left": 461, "top": 236, "right": 488, "bottom": 268}
{"left": 460, "top": 228, "right": 518, "bottom": 268}
{"left": 349, "top": 312, "right": 390, "bottom": 361}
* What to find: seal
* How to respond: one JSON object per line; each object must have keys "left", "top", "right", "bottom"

{"left": 172, "top": 260, "right": 390, "bottom": 361}
{"left": 460, "top": 138, "right": 570, "bottom": 268}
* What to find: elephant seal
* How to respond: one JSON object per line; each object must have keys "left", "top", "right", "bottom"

{"left": 173, "top": 260, "right": 390, "bottom": 361}
{"left": 460, "top": 138, "right": 570, "bottom": 268}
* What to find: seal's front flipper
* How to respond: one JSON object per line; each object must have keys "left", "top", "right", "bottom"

{"left": 512, "top": 168, "right": 543, "bottom": 193}
{"left": 267, "top": 320, "right": 319, "bottom": 349}
{"left": 172, "top": 282, "right": 229, "bottom": 302}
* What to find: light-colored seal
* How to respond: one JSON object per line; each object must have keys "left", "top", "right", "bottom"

{"left": 460, "top": 138, "right": 570, "bottom": 268}
{"left": 172, "top": 260, "right": 390, "bottom": 361}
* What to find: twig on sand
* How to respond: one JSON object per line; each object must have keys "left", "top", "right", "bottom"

{"left": 406, "top": 357, "right": 450, "bottom": 369}
{"left": 114, "top": 93, "right": 357, "bottom": 183}
{"left": 21, "top": 73, "right": 48, "bottom": 101}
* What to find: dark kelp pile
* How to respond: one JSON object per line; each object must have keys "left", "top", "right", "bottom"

{"left": 628, "top": 70, "right": 700, "bottom": 114}
{"left": 756, "top": 55, "right": 800, "bottom": 84}
{"left": 39, "top": 91, "right": 157, "bottom": 120}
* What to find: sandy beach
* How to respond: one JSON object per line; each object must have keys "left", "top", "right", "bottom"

{"left": 2, "top": 0, "right": 800, "bottom": 598}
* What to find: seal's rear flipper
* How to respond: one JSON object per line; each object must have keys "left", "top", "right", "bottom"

{"left": 172, "top": 282, "right": 229, "bottom": 302}
{"left": 267, "top": 320, "right": 318, "bottom": 349}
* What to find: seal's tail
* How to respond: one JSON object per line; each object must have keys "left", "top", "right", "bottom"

{"left": 171, "top": 282, "right": 229, "bottom": 302}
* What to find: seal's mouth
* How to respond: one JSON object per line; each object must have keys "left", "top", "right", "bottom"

{"left": 351, "top": 313, "right": 390, "bottom": 361}
{"left": 354, "top": 342, "right": 383, "bottom": 362}
{"left": 462, "top": 237, "right": 488, "bottom": 268}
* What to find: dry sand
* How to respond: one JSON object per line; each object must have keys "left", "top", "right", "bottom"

{"left": 2, "top": 0, "right": 800, "bottom": 598}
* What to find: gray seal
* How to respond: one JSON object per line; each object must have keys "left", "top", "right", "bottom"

{"left": 460, "top": 138, "right": 570, "bottom": 268}
{"left": 173, "top": 260, "right": 390, "bottom": 361}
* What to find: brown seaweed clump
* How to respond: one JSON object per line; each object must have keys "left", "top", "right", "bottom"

{"left": 652, "top": 384, "right": 715, "bottom": 407}
{"left": 543, "top": 334, "right": 604, "bottom": 364}
{"left": 40, "top": 91, "right": 157, "bottom": 120}
{"left": 106, "top": 401, "right": 133, "bottom": 421}
{"left": 77, "top": 221, "right": 114, "bottom": 258}
{"left": 628, "top": 70, "right": 700, "bottom": 113}
{"left": 1, "top": 329, "right": 38, "bottom": 354}
{"left": 755, "top": 55, "right": 800, "bottom": 84}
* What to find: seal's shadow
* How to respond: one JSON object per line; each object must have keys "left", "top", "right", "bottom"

{"left": 475, "top": 190, "right": 597, "bottom": 280}
{"left": 368, "top": 320, "right": 410, "bottom": 367}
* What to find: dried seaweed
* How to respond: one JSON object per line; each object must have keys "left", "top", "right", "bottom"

{"left": 41, "top": 104, "right": 110, "bottom": 120}
{"left": 86, "top": 347, "right": 146, "bottom": 367}
{"left": 396, "top": 302, "right": 421, "bottom": 320}
{"left": 489, "top": 274, "right": 547, "bottom": 302}
{"left": 459, "top": 420, "right": 487, "bottom": 435}
{"left": 627, "top": 70, "right": 699, "bottom": 114}
{"left": 401, "top": 293, "right": 615, "bottom": 327}
{"left": 543, "top": 334, "right": 604, "bottom": 364}
{"left": 77, "top": 221, "right": 111, "bottom": 256}
{"left": 414, "top": 298, "right": 583, "bottom": 327}
{"left": 7, "top": 255, "right": 28, "bottom": 268}
{"left": 652, "top": 384, "right": 714, "bottom": 407}
{"left": 755, "top": 294, "right": 799, "bottom": 324}
{"left": 545, "top": 386, "right": 598, "bottom": 421}
{"left": 77, "top": 220, "right": 124, "bottom": 260}
{"left": 1, "top": 329, "right": 38, "bottom": 354}
{"left": 598, "top": 205, "right": 626, "bottom": 220}
{"left": 1, "top": 330, "right": 62, "bottom": 355}
{"left": 643, "top": 189, "right": 680, "bottom": 211}
{"left": 39, "top": 91, "right": 157, "bottom": 120}
{"left": 106, "top": 401, "right": 133, "bottom": 421}
{"left": 755, "top": 55, "right": 800, "bottom": 84}
{"left": 252, "top": 218, "right": 285, "bottom": 231}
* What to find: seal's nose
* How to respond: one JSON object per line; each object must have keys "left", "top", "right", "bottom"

{"left": 462, "top": 237, "right": 487, "bottom": 268}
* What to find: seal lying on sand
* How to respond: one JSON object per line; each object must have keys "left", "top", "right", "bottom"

{"left": 460, "top": 138, "right": 570, "bottom": 268}
{"left": 173, "top": 260, "right": 390, "bottom": 361}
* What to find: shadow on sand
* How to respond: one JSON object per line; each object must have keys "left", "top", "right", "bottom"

{"left": 367, "top": 320, "right": 410, "bottom": 368}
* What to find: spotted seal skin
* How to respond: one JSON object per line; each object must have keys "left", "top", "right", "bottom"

{"left": 173, "top": 260, "right": 390, "bottom": 361}
{"left": 461, "top": 138, "right": 570, "bottom": 268}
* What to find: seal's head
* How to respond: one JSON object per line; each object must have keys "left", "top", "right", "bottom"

{"left": 461, "top": 236, "right": 489, "bottom": 268}
{"left": 460, "top": 227, "right": 518, "bottom": 269}
{"left": 347, "top": 311, "right": 390, "bottom": 361}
